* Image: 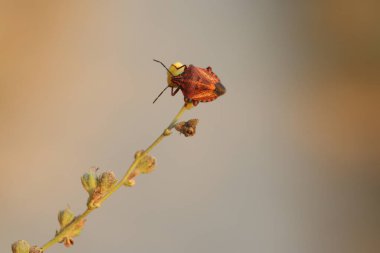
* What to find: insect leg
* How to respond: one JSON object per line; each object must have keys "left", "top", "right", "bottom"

{"left": 171, "top": 87, "right": 181, "bottom": 96}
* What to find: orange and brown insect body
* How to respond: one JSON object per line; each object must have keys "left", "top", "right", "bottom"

{"left": 170, "top": 65, "right": 226, "bottom": 106}
{"left": 153, "top": 60, "right": 226, "bottom": 106}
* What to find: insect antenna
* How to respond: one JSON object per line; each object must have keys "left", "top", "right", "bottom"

{"left": 153, "top": 86, "right": 169, "bottom": 103}
{"left": 153, "top": 59, "right": 174, "bottom": 76}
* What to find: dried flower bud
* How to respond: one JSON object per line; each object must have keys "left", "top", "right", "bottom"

{"left": 163, "top": 129, "right": 172, "bottom": 136}
{"left": 87, "top": 187, "right": 102, "bottom": 209}
{"left": 11, "top": 240, "right": 30, "bottom": 253}
{"left": 135, "top": 152, "right": 156, "bottom": 174}
{"left": 58, "top": 218, "right": 86, "bottom": 248}
{"left": 134, "top": 150, "right": 144, "bottom": 159}
{"left": 29, "top": 246, "right": 43, "bottom": 253}
{"left": 99, "top": 171, "right": 117, "bottom": 192}
{"left": 86, "top": 170, "right": 117, "bottom": 209}
{"left": 81, "top": 169, "right": 98, "bottom": 195}
{"left": 124, "top": 177, "right": 136, "bottom": 187}
{"left": 123, "top": 151, "right": 156, "bottom": 187}
{"left": 175, "top": 119, "right": 199, "bottom": 137}
{"left": 124, "top": 168, "right": 140, "bottom": 187}
{"left": 62, "top": 237, "right": 74, "bottom": 247}
{"left": 58, "top": 207, "right": 75, "bottom": 229}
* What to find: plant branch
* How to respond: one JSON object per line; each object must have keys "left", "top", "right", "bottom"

{"left": 40, "top": 103, "right": 190, "bottom": 252}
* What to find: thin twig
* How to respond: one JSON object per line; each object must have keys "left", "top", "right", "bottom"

{"left": 40, "top": 103, "right": 190, "bottom": 252}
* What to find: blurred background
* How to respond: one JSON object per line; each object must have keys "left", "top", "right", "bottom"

{"left": 0, "top": 1, "right": 379, "bottom": 252}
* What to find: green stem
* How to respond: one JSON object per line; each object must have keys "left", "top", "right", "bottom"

{"left": 40, "top": 103, "right": 190, "bottom": 252}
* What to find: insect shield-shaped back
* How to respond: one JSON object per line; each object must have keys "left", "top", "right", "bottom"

{"left": 153, "top": 60, "right": 226, "bottom": 106}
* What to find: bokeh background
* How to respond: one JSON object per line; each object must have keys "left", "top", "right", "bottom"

{"left": 1, "top": 1, "right": 379, "bottom": 252}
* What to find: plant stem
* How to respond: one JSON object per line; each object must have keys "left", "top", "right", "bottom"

{"left": 41, "top": 103, "right": 190, "bottom": 252}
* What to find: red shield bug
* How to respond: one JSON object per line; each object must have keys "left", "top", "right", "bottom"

{"left": 153, "top": 59, "right": 226, "bottom": 106}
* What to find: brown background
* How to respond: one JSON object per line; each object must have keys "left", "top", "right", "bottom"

{"left": 1, "top": 1, "right": 379, "bottom": 252}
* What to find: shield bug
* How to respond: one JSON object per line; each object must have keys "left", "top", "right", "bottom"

{"left": 153, "top": 59, "right": 226, "bottom": 106}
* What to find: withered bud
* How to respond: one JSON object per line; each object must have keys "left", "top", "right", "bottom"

{"left": 29, "top": 246, "right": 43, "bottom": 253}
{"left": 63, "top": 237, "right": 74, "bottom": 248}
{"left": 124, "top": 177, "right": 136, "bottom": 187}
{"left": 81, "top": 168, "right": 98, "bottom": 195}
{"left": 87, "top": 188, "right": 102, "bottom": 209}
{"left": 124, "top": 169, "right": 141, "bottom": 187}
{"left": 99, "top": 171, "right": 117, "bottom": 192}
{"left": 124, "top": 167, "right": 141, "bottom": 187}
{"left": 163, "top": 129, "right": 172, "bottom": 136}
{"left": 123, "top": 151, "right": 156, "bottom": 187}
{"left": 58, "top": 218, "right": 86, "bottom": 248}
{"left": 135, "top": 152, "right": 156, "bottom": 174}
{"left": 11, "top": 240, "right": 30, "bottom": 253}
{"left": 175, "top": 119, "right": 199, "bottom": 137}
{"left": 134, "top": 150, "right": 144, "bottom": 159}
{"left": 87, "top": 170, "right": 117, "bottom": 209}
{"left": 58, "top": 207, "right": 75, "bottom": 228}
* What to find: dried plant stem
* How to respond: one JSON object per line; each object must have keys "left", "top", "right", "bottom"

{"left": 41, "top": 103, "right": 190, "bottom": 252}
